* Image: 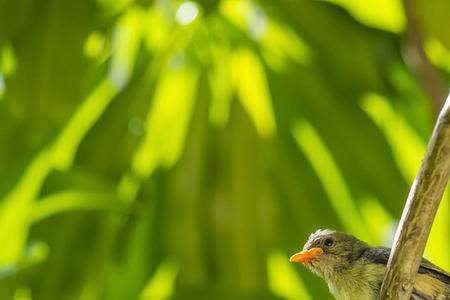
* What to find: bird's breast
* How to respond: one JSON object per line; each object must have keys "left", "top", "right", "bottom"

{"left": 326, "top": 262, "right": 385, "bottom": 300}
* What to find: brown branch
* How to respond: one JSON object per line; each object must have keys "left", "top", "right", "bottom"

{"left": 378, "top": 92, "right": 450, "bottom": 300}
{"left": 403, "top": 0, "right": 446, "bottom": 114}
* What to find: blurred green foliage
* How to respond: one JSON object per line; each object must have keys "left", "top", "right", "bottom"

{"left": 0, "top": 0, "right": 449, "bottom": 299}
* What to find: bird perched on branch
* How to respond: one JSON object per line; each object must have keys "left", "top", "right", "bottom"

{"left": 290, "top": 229, "right": 450, "bottom": 300}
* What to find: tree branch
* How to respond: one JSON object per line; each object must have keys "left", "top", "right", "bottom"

{"left": 378, "top": 92, "right": 450, "bottom": 300}
{"left": 402, "top": 0, "right": 447, "bottom": 114}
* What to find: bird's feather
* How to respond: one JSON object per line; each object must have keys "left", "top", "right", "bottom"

{"left": 362, "top": 247, "right": 450, "bottom": 299}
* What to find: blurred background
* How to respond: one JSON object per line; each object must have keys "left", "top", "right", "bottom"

{"left": 0, "top": 0, "right": 449, "bottom": 299}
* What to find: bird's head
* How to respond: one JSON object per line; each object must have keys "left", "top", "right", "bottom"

{"left": 290, "top": 229, "right": 369, "bottom": 280}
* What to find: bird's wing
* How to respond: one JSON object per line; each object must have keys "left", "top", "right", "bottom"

{"left": 360, "top": 246, "right": 391, "bottom": 265}
{"left": 418, "top": 257, "right": 450, "bottom": 285}
{"left": 413, "top": 272, "right": 449, "bottom": 300}
{"left": 362, "top": 247, "right": 450, "bottom": 299}
{"left": 362, "top": 247, "right": 450, "bottom": 284}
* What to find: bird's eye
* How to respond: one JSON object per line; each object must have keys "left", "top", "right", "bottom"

{"left": 323, "top": 238, "right": 334, "bottom": 247}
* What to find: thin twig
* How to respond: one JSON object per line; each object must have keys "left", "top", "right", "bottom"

{"left": 378, "top": 92, "right": 450, "bottom": 300}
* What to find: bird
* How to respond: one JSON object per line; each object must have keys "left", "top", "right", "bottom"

{"left": 289, "top": 229, "right": 450, "bottom": 300}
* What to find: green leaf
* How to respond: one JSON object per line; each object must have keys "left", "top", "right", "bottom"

{"left": 230, "top": 47, "right": 277, "bottom": 138}
{"left": 132, "top": 62, "right": 199, "bottom": 177}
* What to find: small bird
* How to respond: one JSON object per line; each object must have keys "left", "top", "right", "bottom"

{"left": 289, "top": 229, "right": 450, "bottom": 300}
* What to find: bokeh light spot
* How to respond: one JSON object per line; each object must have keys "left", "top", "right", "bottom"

{"left": 175, "top": 1, "right": 199, "bottom": 26}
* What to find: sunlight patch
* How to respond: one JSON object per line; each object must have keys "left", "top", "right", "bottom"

{"left": 360, "top": 195, "right": 394, "bottom": 246}
{"left": 208, "top": 41, "right": 232, "bottom": 127}
{"left": 145, "top": 7, "right": 171, "bottom": 52}
{"left": 13, "top": 286, "right": 32, "bottom": 300}
{"left": 360, "top": 92, "right": 425, "bottom": 182}
{"left": 424, "top": 38, "right": 450, "bottom": 73}
{"left": 427, "top": 191, "right": 450, "bottom": 270}
{"left": 267, "top": 251, "right": 313, "bottom": 300}
{"left": 140, "top": 260, "right": 178, "bottom": 300}
{"left": 52, "top": 79, "right": 118, "bottom": 170}
{"left": 1, "top": 43, "right": 17, "bottom": 76}
{"left": 230, "top": 47, "right": 276, "bottom": 138}
{"left": 109, "top": 6, "right": 144, "bottom": 90}
{"left": 132, "top": 65, "right": 199, "bottom": 177}
{"left": 84, "top": 31, "right": 105, "bottom": 59}
{"left": 322, "top": 0, "right": 405, "bottom": 33}
{"left": 293, "top": 120, "right": 371, "bottom": 243}
{"left": 220, "top": 0, "right": 310, "bottom": 70}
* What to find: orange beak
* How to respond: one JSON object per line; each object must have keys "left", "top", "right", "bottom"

{"left": 289, "top": 247, "right": 324, "bottom": 263}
